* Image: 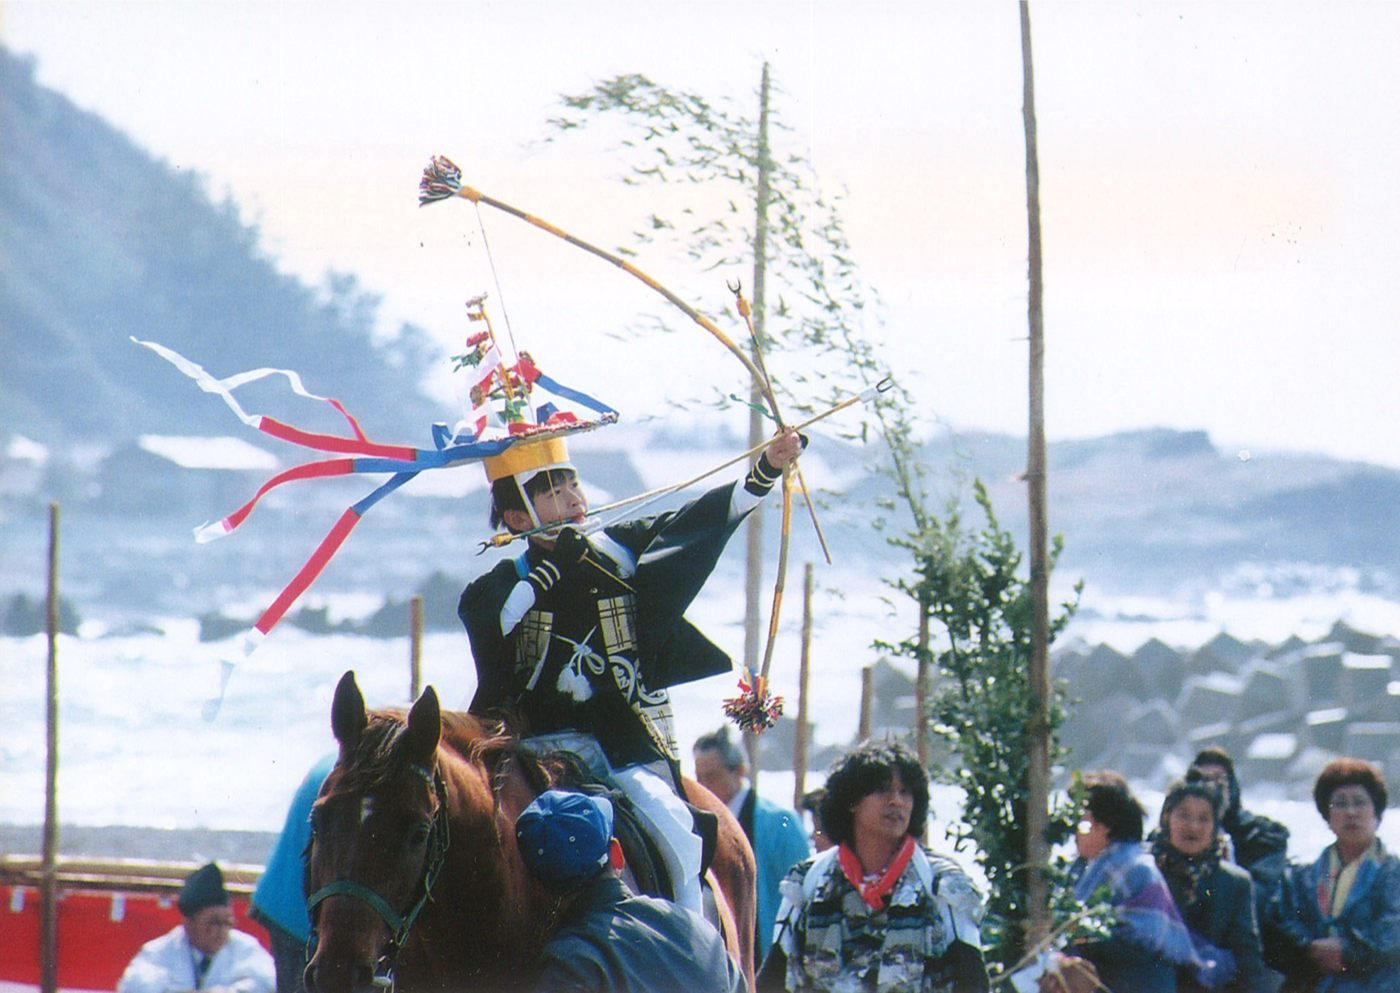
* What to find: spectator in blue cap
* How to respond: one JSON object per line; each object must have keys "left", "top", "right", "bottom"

{"left": 517, "top": 788, "right": 617, "bottom": 888}
{"left": 516, "top": 789, "right": 745, "bottom": 993}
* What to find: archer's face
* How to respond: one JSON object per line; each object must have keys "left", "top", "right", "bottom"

{"left": 527, "top": 473, "right": 588, "bottom": 529}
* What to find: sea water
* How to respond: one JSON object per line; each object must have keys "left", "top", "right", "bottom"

{"left": 3, "top": 563, "right": 1399, "bottom": 866}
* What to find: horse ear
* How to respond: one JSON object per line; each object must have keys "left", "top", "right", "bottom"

{"left": 404, "top": 685, "right": 441, "bottom": 766}
{"left": 331, "top": 670, "right": 366, "bottom": 759}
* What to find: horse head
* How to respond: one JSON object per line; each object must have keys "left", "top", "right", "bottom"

{"left": 303, "top": 671, "right": 450, "bottom": 993}
{"left": 304, "top": 671, "right": 552, "bottom": 993}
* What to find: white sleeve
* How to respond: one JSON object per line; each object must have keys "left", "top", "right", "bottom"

{"left": 728, "top": 481, "right": 767, "bottom": 521}
{"left": 499, "top": 580, "right": 537, "bottom": 637}
{"left": 115, "top": 952, "right": 175, "bottom": 993}
{"left": 116, "top": 932, "right": 186, "bottom": 993}
{"left": 209, "top": 932, "right": 276, "bottom": 993}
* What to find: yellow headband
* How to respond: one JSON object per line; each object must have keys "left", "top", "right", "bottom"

{"left": 483, "top": 436, "right": 571, "bottom": 483}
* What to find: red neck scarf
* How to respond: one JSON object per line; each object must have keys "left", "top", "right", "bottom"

{"left": 837, "top": 835, "right": 917, "bottom": 911}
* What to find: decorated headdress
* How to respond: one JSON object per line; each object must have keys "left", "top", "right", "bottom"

{"left": 483, "top": 435, "right": 572, "bottom": 485}
{"left": 135, "top": 289, "right": 615, "bottom": 711}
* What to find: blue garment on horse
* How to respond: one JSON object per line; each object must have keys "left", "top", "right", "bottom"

{"left": 252, "top": 753, "right": 336, "bottom": 941}
{"left": 530, "top": 874, "right": 744, "bottom": 993}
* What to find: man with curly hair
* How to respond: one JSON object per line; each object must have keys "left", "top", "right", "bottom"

{"left": 757, "top": 740, "right": 988, "bottom": 992}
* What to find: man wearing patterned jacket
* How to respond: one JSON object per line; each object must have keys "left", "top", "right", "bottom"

{"left": 758, "top": 741, "right": 988, "bottom": 993}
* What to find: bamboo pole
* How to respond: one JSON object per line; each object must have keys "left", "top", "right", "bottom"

{"left": 858, "top": 666, "right": 873, "bottom": 743}
{"left": 915, "top": 597, "right": 931, "bottom": 766}
{"left": 742, "top": 62, "right": 774, "bottom": 794}
{"left": 1020, "top": 0, "right": 1053, "bottom": 947}
{"left": 42, "top": 503, "right": 60, "bottom": 993}
{"left": 409, "top": 595, "right": 424, "bottom": 701}
{"left": 792, "top": 563, "right": 814, "bottom": 810}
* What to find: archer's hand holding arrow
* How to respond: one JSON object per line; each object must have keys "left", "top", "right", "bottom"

{"left": 766, "top": 427, "right": 806, "bottom": 469}
{"left": 744, "top": 428, "right": 806, "bottom": 496}
{"left": 525, "top": 526, "right": 589, "bottom": 597}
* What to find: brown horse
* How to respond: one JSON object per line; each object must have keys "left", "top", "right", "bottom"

{"left": 304, "top": 671, "right": 755, "bottom": 993}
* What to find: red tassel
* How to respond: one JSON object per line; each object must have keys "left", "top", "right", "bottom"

{"left": 722, "top": 671, "right": 784, "bottom": 734}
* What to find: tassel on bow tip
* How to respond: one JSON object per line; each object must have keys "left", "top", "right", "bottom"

{"left": 419, "top": 155, "right": 464, "bottom": 205}
{"left": 722, "top": 670, "right": 784, "bottom": 734}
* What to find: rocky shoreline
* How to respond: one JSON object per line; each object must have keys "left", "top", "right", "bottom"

{"left": 0, "top": 824, "right": 277, "bottom": 867}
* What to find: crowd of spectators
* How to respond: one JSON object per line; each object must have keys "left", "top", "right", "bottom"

{"left": 1044, "top": 749, "right": 1398, "bottom": 993}
{"left": 224, "top": 736, "right": 1392, "bottom": 993}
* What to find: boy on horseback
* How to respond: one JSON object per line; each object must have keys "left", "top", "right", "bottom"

{"left": 460, "top": 428, "right": 802, "bottom": 914}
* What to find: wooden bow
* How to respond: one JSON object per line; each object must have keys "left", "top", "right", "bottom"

{"left": 420, "top": 155, "right": 821, "bottom": 730}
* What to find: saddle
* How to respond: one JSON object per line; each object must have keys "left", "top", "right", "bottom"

{"left": 529, "top": 747, "right": 718, "bottom": 902}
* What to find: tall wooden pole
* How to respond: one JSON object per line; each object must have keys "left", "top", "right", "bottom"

{"left": 743, "top": 62, "right": 774, "bottom": 791}
{"left": 1019, "top": 0, "right": 1053, "bottom": 946}
{"left": 793, "top": 563, "right": 814, "bottom": 810}
{"left": 858, "top": 666, "right": 874, "bottom": 743}
{"left": 409, "top": 595, "right": 424, "bottom": 701}
{"left": 914, "top": 597, "right": 931, "bottom": 766}
{"left": 42, "top": 503, "right": 61, "bottom": 993}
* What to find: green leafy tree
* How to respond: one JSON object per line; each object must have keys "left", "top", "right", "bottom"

{"left": 544, "top": 69, "right": 900, "bottom": 768}
{"left": 878, "top": 480, "right": 1082, "bottom": 973}
{"left": 543, "top": 66, "right": 1091, "bottom": 976}
{"left": 543, "top": 70, "right": 885, "bottom": 417}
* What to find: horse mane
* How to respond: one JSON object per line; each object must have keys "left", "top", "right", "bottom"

{"left": 328, "top": 706, "right": 565, "bottom": 801}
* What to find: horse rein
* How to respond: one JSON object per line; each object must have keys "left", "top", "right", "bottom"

{"left": 307, "top": 763, "right": 452, "bottom": 989}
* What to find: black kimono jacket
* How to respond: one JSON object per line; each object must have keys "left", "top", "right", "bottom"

{"left": 460, "top": 483, "right": 745, "bottom": 771}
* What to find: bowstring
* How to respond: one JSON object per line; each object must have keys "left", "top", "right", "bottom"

{"left": 473, "top": 200, "right": 524, "bottom": 364}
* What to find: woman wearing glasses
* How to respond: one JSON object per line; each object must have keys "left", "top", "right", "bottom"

{"left": 1267, "top": 757, "right": 1400, "bottom": 992}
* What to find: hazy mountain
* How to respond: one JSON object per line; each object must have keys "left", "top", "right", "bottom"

{"left": 920, "top": 427, "right": 1400, "bottom": 592}
{"left": 4, "top": 43, "right": 1398, "bottom": 622}
{"left": 0, "top": 46, "right": 441, "bottom": 449}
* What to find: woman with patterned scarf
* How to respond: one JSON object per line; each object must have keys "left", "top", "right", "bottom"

{"left": 1153, "top": 778, "right": 1269, "bottom": 992}
{"left": 1266, "top": 757, "right": 1400, "bottom": 993}
{"left": 758, "top": 741, "right": 988, "bottom": 993}
{"left": 1054, "top": 771, "right": 1220, "bottom": 993}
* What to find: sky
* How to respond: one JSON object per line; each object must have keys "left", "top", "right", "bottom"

{"left": 6, "top": 1, "right": 1400, "bottom": 468}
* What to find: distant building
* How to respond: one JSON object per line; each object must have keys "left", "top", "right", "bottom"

{"left": 99, "top": 435, "right": 279, "bottom": 515}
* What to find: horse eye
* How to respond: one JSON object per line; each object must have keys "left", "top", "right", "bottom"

{"left": 408, "top": 823, "right": 431, "bottom": 850}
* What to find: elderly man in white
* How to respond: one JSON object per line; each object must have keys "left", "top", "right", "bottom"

{"left": 118, "top": 862, "right": 275, "bottom": 993}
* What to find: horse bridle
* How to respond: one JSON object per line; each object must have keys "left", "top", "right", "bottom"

{"left": 307, "top": 763, "right": 452, "bottom": 989}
